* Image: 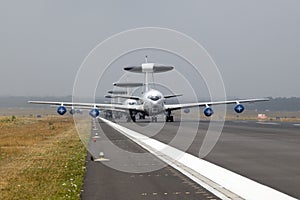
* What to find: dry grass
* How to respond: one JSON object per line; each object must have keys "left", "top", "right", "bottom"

{"left": 0, "top": 116, "right": 86, "bottom": 200}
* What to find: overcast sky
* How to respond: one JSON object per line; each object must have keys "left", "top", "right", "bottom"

{"left": 0, "top": 0, "right": 299, "bottom": 98}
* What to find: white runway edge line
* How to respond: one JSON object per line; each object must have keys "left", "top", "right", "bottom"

{"left": 99, "top": 117, "right": 296, "bottom": 200}
{"left": 256, "top": 122, "right": 280, "bottom": 125}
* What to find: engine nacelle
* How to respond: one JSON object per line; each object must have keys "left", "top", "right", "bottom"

{"left": 234, "top": 104, "right": 245, "bottom": 113}
{"left": 89, "top": 108, "right": 100, "bottom": 118}
{"left": 203, "top": 107, "right": 214, "bottom": 117}
{"left": 69, "top": 108, "right": 75, "bottom": 115}
{"left": 57, "top": 106, "right": 67, "bottom": 115}
{"left": 76, "top": 109, "right": 82, "bottom": 114}
{"left": 184, "top": 108, "right": 190, "bottom": 113}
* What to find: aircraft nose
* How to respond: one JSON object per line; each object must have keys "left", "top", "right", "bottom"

{"left": 151, "top": 105, "right": 159, "bottom": 113}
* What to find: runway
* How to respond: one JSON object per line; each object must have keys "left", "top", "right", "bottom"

{"left": 81, "top": 121, "right": 220, "bottom": 200}
{"left": 81, "top": 118, "right": 300, "bottom": 199}
{"left": 121, "top": 119, "right": 300, "bottom": 199}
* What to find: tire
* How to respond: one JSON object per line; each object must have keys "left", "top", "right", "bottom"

{"left": 131, "top": 116, "right": 136, "bottom": 122}
{"left": 170, "top": 116, "right": 174, "bottom": 122}
{"left": 166, "top": 116, "right": 174, "bottom": 122}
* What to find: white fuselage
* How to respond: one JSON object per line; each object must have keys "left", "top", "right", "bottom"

{"left": 124, "top": 99, "right": 138, "bottom": 106}
{"left": 141, "top": 89, "right": 165, "bottom": 116}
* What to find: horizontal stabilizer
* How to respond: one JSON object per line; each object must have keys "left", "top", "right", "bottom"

{"left": 107, "top": 90, "right": 127, "bottom": 94}
{"left": 105, "top": 95, "right": 141, "bottom": 100}
{"left": 113, "top": 82, "right": 144, "bottom": 88}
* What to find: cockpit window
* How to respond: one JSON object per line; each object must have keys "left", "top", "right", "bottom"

{"left": 147, "top": 95, "right": 161, "bottom": 101}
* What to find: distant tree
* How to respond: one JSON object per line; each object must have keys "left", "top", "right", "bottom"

{"left": 11, "top": 115, "right": 16, "bottom": 121}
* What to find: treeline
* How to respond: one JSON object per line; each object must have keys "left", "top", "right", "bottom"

{"left": 0, "top": 96, "right": 72, "bottom": 108}
{"left": 245, "top": 97, "right": 300, "bottom": 111}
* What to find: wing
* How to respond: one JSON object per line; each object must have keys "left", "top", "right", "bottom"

{"left": 50, "top": 105, "right": 127, "bottom": 113}
{"left": 164, "top": 98, "right": 269, "bottom": 110}
{"left": 28, "top": 101, "right": 144, "bottom": 112}
{"left": 164, "top": 94, "right": 183, "bottom": 99}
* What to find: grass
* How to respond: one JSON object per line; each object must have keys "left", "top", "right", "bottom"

{"left": 0, "top": 116, "right": 87, "bottom": 200}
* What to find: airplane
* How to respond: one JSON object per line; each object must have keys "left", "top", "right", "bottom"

{"left": 28, "top": 60, "right": 269, "bottom": 122}
{"left": 105, "top": 82, "right": 144, "bottom": 120}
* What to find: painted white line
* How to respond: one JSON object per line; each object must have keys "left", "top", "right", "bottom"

{"left": 233, "top": 121, "right": 248, "bottom": 123}
{"left": 293, "top": 124, "right": 300, "bottom": 126}
{"left": 99, "top": 117, "right": 296, "bottom": 200}
{"left": 99, "top": 118, "right": 231, "bottom": 200}
{"left": 256, "top": 122, "right": 280, "bottom": 125}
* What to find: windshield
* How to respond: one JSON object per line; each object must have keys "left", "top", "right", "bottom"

{"left": 147, "top": 95, "right": 161, "bottom": 101}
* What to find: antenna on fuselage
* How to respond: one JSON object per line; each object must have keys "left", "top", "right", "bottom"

{"left": 123, "top": 58, "right": 174, "bottom": 93}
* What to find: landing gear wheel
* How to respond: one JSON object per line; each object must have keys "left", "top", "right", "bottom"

{"left": 139, "top": 114, "right": 145, "bottom": 120}
{"left": 151, "top": 117, "right": 157, "bottom": 123}
{"left": 131, "top": 115, "right": 136, "bottom": 122}
{"left": 129, "top": 110, "right": 136, "bottom": 122}
{"left": 166, "top": 116, "right": 174, "bottom": 122}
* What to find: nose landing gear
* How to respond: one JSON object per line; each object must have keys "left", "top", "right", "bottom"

{"left": 151, "top": 116, "right": 158, "bottom": 122}
{"left": 165, "top": 110, "right": 174, "bottom": 122}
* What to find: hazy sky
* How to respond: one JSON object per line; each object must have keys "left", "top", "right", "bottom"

{"left": 0, "top": 0, "right": 299, "bottom": 98}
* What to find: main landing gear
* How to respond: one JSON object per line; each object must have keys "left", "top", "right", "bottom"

{"left": 151, "top": 116, "right": 158, "bottom": 122}
{"left": 139, "top": 113, "right": 146, "bottom": 120}
{"left": 129, "top": 110, "right": 136, "bottom": 122}
{"left": 165, "top": 110, "right": 174, "bottom": 122}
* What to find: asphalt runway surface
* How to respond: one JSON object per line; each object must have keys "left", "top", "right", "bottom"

{"left": 121, "top": 119, "right": 300, "bottom": 199}
{"left": 81, "top": 118, "right": 300, "bottom": 199}
{"left": 81, "top": 120, "right": 220, "bottom": 200}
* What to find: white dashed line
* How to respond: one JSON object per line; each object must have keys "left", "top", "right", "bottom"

{"left": 256, "top": 122, "right": 280, "bottom": 125}
{"left": 233, "top": 121, "right": 248, "bottom": 123}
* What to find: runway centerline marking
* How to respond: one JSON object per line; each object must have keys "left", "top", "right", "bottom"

{"left": 256, "top": 122, "right": 280, "bottom": 125}
{"left": 99, "top": 117, "right": 296, "bottom": 200}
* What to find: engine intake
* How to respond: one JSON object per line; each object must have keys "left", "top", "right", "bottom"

{"left": 184, "top": 108, "right": 190, "bottom": 113}
{"left": 69, "top": 108, "right": 75, "bottom": 115}
{"left": 89, "top": 108, "right": 100, "bottom": 118}
{"left": 57, "top": 106, "right": 67, "bottom": 115}
{"left": 203, "top": 107, "right": 214, "bottom": 117}
{"left": 234, "top": 104, "right": 245, "bottom": 113}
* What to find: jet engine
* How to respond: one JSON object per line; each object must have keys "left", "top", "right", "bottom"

{"left": 57, "top": 106, "right": 67, "bottom": 115}
{"left": 203, "top": 107, "right": 213, "bottom": 117}
{"left": 69, "top": 108, "right": 75, "bottom": 115}
{"left": 234, "top": 104, "right": 245, "bottom": 113}
{"left": 89, "top": 108, "right": 100, "bottom": 118}
{"left": 184, "top": 108, "right": 190, "bottom": 113}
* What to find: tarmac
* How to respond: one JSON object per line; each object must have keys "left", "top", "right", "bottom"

{"left": 81, "top": 120, "right": 220, "bottom": 200}
{"left": 81, "top": 118, "right": 300, "bottom": 199}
